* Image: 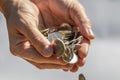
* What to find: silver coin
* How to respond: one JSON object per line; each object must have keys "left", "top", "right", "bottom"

{"left": 62, "top": 53, "right": 78, "bottom": 64}
{"left": 69, "top": 53, "right": 78, "bottom": 64}
{"left": 53, "top": 38, "right": 66, "bottom": 58}
{"left": 48, "top": 32, "right": 62, "bottom": 42}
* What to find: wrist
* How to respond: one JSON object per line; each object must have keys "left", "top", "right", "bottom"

{"left": 0, "top": 0, "right": 7, "bottom": 12}
{"left": 0, "top": 0, "right": 17, "bottom": 18}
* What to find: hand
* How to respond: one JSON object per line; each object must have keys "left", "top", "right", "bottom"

{"left": 31, "top": 0, "right": 95, "bottom": 72}
{"left": 2, "top": 0, "right": 95, "bottom": 72}
{"left": 2, "top": 0, "right": 71, "bottom": 70}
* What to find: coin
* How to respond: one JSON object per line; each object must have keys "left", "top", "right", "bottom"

{"left": 69, "top": 53, "right": 78, "bottom": 64}
{"left": 40, "top": 23, "right": 83, "bottom": 64}
{"left": 53, "top": 38, "right": 66, "bottom": 58}
{"left": 79, "top": 74, "right": 86, "bottom": 80}
{"left": 48, "top": 32, "right": 62, "bottom": 42}
{"left": 62, "top": 52, "right": 78, "bottom": 64}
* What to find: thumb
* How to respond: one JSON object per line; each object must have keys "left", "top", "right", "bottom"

{"left": 19, "top": 24, "right": 53, "bottom": 57}
{"left": 69, "top": 1, "right": 95, "bottom": 40}
{"left": 13, "top": 0, "right": 53, "bottom": 57}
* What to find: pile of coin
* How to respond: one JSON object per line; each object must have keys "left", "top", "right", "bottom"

{"left": 40, "top": 23, "right": 83, "bottom": 64}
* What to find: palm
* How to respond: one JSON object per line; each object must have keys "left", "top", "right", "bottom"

{"left": 34, "top": 0, "right": 75, "bottom": 28}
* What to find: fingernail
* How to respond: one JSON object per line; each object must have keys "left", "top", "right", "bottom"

{"left": 43, "top": 45, "right": 53, "bottom": 57}
{"left": 88, "top": 28, "right": 95, "bottom": 39}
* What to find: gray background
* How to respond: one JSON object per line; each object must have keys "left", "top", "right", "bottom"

{"left": 0, "top": 0, "right": 120, "bottom": 80}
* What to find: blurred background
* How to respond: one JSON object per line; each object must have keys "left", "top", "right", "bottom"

{"left": 0, "top": 0, "right": 120, "bottom": 80}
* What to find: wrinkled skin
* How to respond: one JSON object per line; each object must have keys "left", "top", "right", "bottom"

{"left": 0, "top": 0, "right": 94, "bottom": 72}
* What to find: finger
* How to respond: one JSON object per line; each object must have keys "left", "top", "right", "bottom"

{"left": 19, "top": 23, "right": 53, "bottom": 57}
{"left": 16, "top": 0, "right": 53, "bottom": 57}
{"left": 26, "top": 60, "right": 72, "bottom": 70}
{"left": 26, "top": 29, "right": 53, "bottom": 58}
{"left": 70, "top": 64, "right": 79, "bottom": 72}
{"left": 76, "top": 57, "right": 86, "bottom": 67}
{"left": 63, "top": 69, "right": 69, "bottom": 72}
{"left": 70, "top": 58, "right": 86, "bottom": 72}
{"left": 63, "top": 63, "right": 74, "bottom": 72}
{"left": 11, "top": 40, "right": 67, "bottom": 65}
{"left": 78, "top": 38, "right": 90, "bottom": 59}
{"left": 69, "top": 1, "right": 95, "bottom": 40}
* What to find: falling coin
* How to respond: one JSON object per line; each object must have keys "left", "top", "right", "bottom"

{"left": 79, "top": 74, "right": 86, "bottom": 80}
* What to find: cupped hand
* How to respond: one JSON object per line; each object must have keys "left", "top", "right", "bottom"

{"left": 3, "top": 0, "right": 71, "bottom": 70}
{"left": 31, "top": 0, "right": 95, "bottom": 72}
{"left": 3, "top": 0, "right": 95, "bottom": 72}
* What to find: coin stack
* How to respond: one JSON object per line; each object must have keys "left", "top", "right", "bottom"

{"left": 40, "top": 23, "right": 83, "bottom": 64}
